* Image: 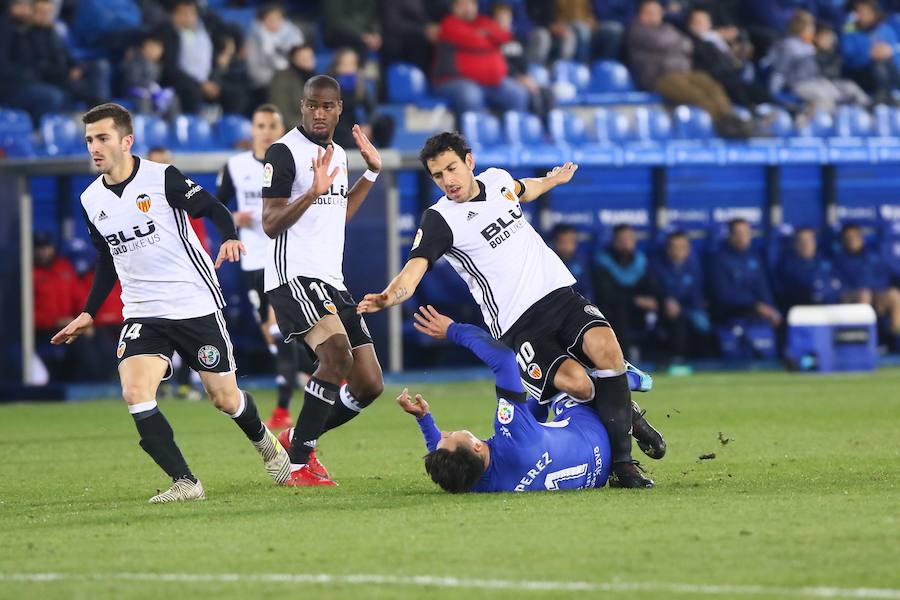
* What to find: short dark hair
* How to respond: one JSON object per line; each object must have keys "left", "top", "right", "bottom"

{"left": 303, "top": 74, "right": 341, "bottom": 98}
{"left": 612, "top": 223, "right": 633, "bottom": 236}
{"left": 666, "top": 229, "right": 688, "bottom": 242}
{"left": 170, "top": 0, "right": 197, "bottom": 11}
{"left": 728, "top": 218, "right": 750, "bottom": 233}
{"left": 423, "top": 446, "right": 485, "bottom": 493}
{"left": 256, "top": 3, "right": 283, "bottom": 20}
{"left": 82, "top": 103, "right": 133, "bottom": 137}
{"left": 419, "top": 132, "right": 472, "bottom": 172}
{"left": 253, "top": 103, "right": 283, "bottom": 119}
{"left": 147, "top": 145, "right": 170, "bottom": 156}
{"left": 551, "top": 223, "right": 577, "bottom": 240}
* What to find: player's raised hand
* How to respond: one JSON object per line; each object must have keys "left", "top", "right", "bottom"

{"left": 546, "top": 162, "right": 578, "bottom": 184}
{"left": 310, "top": 145, "right": 339, "bottom": 197}
{"left": 352, "top": 124, "right": 381, "bottom": 173}
{"left": 215, "top": 239, "right": 247, "bottom": 268}
{"left": 357, "top": 292, "right": 389, "bottom": 314}
{"left": 397, "top": 387, "right": 430, "bottom": 418}
{"left": 51, "top": 312, "right": 94, "bottom": 345}
{"left": 413, "top": 305, "right": 454, "bottom": 340}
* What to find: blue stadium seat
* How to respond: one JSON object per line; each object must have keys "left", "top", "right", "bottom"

{"left": 0, "top": 108, "right": 35, "bottom": 157}
{"left": 39, "top": 114, "right": 83, "bottom": 156}
{"left": 132, "top": 114, "right": 169, "bottom": 152}
{"left": 527, "top": 63, "right": 550, "bottom": 87}
{"left": 873, "top": 104, "right": 900, "bottom": 137}
{"left": 673, "top": 105, "right": 714, "bottom": 139}
{"left": 503, "top": 111, "right": 565, "bottom": 164}
{"left": 551, "top": 60, "right": 590, "bottom": 105}
{"left": 755, "top": 103, "right": 794, "bottom": 138}
{"left": 834, "top": 105, "right": 874, "bottom": 138}
{"left": 547, "top": 109, "right": 588, "bottom": 146}
{"left": 795, "top": 109, "right": 834, "bottom": 138}
{"left": 593, "top": 107, "right": 632, "bottom": 144}
{"left": 459, "top": 111, "right": 512, "bottom": 165}
{"left": 171, "top": 114, "right": 215, "bottom": 151}
{"left": 386, "top": 63, "right": 445, "bottom": 108}
{"left": 217, "top": 7, "right": 255, "bottom": 33}
{"left": 217, "top": 114, "right": 252, "bottom": 149}
{"left": 633, "top": 106, "right": 672, "bottom": 142}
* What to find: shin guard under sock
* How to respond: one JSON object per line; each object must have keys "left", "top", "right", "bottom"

{"left": 130, "top": 400, "right": 194, "bottom": 482}
{"left": 229, "top": 390, "right": 266, "bottom": 442}
{"left": 590, "top": 373, "right": 634, "bottom": 464}
{"left": 290, "top": 377, "right": 340, "bottom": 465}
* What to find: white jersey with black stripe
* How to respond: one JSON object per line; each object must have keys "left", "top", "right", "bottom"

{"left": 261, "top": 126, "right": 349, "bottom": 292}
{"left": 410, "top": 168, "right": 575, "bottom": 338}
{"left": 81, "top": 157, "right": 225, "bottom": 320}
{"left": 217, "top": 151, "right": 267, "bottom": 271}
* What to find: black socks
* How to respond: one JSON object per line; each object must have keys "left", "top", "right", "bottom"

{"left": 130, "top": 401, "right": 194, "bottom": 482}
{"left": 322, "top": 384, "right": 369, "bottom": 433}
{"left": 290, "top": 377, "right": 341, "bottom": 465}
{"left": 230, "top": 390, "right": 265, "bottom": 443}
{"left": 590, "top": 373, "right": 634, "bottom": 464}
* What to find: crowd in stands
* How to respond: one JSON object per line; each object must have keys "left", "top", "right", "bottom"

{"left": 548, "top": 219, "right": 900, "bottom": 365}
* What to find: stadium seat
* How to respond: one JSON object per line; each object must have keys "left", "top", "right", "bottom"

{"left": 39, "top": 114, "right": 83, "bottom": 156}
{"left": 503, "top": 111, "right": 565, "bottom": 164}
{"left": 132, "top": 114, "right": 169, "bottom": 151}
{"left": 0, "top": 108, "right": 35, "bottom": 157}
{"left": 217, "top": 114, "right": 252, "bottom": 148}
{"left": 171, "top": 114, "right": 215, "bottom": 151}
{"left": 527, "top": 63, "right": 550, "bottom": 87}
{"left": 873, "top": 104, "right": 900, "bottom": 137}
{"left": 551, "top": 60, "right": 590, "bottom": 105}
{"left": 592, "top": 107, "right": 632, "bottom": 144}
{"left": 834, "top": 105, "right": 874, "bottom": 138}
{"left": 755, "top": 104, "right": 794, "bottom": 138}
{"left": 547, "top": 109, "right": 588, "bottom": 146}
{"left": 673, "top": 105, "right": 714, "bottom": 140}
{"left": 217, "top": 7, "right": 255, "bottom": 33}
{"left": 459, "top": 111, "right": 512, "bottom": 164}
{"left": 386, "top": 63, "right": 445, "bottom": 108}
{"left": 794, "top": 109, "right": 834, "bottom": 138}
{"left": 633, "top": 106, "right": 672, "bottom": 142}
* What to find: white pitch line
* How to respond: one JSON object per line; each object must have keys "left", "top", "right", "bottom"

{"left": 0, "top": 572, "right": 898, "bottom": 598}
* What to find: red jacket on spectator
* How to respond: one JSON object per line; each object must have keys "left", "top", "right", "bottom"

{"left": 76, "top": 274, "right": 125, "bottom": 327}
{"left": 190, "top": 217, "right": 211, "bottom": 254}
{"left": 434, "top": 14, "right": 512, "bottom": 86}
{"left": 33, "top": 256, "right": 79, "bottom": 330}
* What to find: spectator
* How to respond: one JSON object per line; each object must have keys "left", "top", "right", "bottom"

{"left": 834, "top": 224, "right": 900, "bottom": 341}
{"left": 433, "top": 0, "right": 529, "bottom": 116}
{"left": 377, "top": 0, "right": 440, "bottom": 78}
{"left": 246, "top": 4, "right": 304, "bottom": 99}
{"left": 492, "top": 2, "right": 554, "bottom": 118}
{"left": 841, "top": 0, "right": 900, "bottom": 105}
{"left": 775, "top": 227, "right": 842, "bottom": 308}
{"left": 322, "top": 0, "right": 381, "bottom": 65}
{"left": 687, "top": 8, "right": 774, "bottom": 113}
{"left": 120, "top": 33, "right": 179, "bottom": 117}
{"left": 652, "top": 230, "right": 711, "bottom": 361}
{"left": 527, "top": 0, "right": 623, "bottom": 64}
{"left": 592, "top": 224, "right": 659, "bottom": 358}
{"left": 209, "top": 32, "right": 251, "bottom": 114}
{"left": 269, "top": 44, "right": 316, "bottom": 126}
{"left": 550, "top": 224, "right": 593, "bottom": 300}
{"left": 815, "top": 22, "right": 846, "bottom": 80}
{"left": 155, "top": 0, "right": 215, "bottom": 113}
{"left": 709, "top": 219, "right": 782, "bottom": 328}
{"left": 33, "top": 233, "right": 79, "bottom": 381}
{"left": 0, "top": 0, "right": 65, "bottom": 123}
{"left": 766, "top": 10, "right": 869, "bottom": 113}
{"left": 625, "top": 0, "right": 752, "bottom": 138}
{"left": 328, "top": 47, "right": 394, "bottom": 148}
{"left": 29, "top": 0, "right": 111, "bottom": 108}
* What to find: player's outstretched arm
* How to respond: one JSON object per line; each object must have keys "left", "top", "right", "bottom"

{"left": 397, "top": 388, "right": 441, "bottom": 452}
{"left": 517, "top": 162, "right": 578, "bottom": 203}
{"left": 346, "top": 124, "right": 381, "bottom": 222}
{"left": 357, "top": 257, "right": 429, "bottom": 313}
{"left": 51, "top": 313, "right": 94, "bottom": 345}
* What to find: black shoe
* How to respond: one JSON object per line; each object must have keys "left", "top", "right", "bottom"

{"left": 631, "top": 400, "right": 666, "bottom": 459}
{"left": 610, "top": 461, "right": 654, "bottom": 488}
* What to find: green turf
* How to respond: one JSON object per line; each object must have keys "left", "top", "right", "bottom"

{"left": 1, "top": 369, "right": 898, "bottom": 600}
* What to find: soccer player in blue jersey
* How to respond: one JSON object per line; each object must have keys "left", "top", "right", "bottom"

{"left": 398, "top": 305, "right": 663, "bottom": 493}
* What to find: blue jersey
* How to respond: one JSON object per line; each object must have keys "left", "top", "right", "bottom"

{"left": 417, "top": 323, "right": 612, "bottom": 493}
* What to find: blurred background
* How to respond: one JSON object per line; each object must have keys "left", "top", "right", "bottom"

{"left": 2, "top": 0, "right": 900, "bottom": 398}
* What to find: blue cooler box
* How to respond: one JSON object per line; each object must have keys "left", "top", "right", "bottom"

{"left": 786, "top": 304, "right": 878, "bottom": 372}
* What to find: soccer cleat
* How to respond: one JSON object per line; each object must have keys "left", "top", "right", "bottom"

{"left": 276, "top": 428, "right": 331, "bottom": 480}
{"left": 283, "top": 464, "right": 337, "bottom": 487}
{"left": 632, "top": 400, "right": 666, "bottom": 459}
{"left": 625, "top": 361, "right": 653, "bottom": 392}
{"left": 265, "top": 407, "right": 293, "bottom": 431}
{"left": 253, "top": 426, "right": 292, "bottom": 485}
{"left": 609, "top": 461, "right": 655, "bottom": 489}
{"left": 148, "top": 477, "right": 206, "bottom": 503}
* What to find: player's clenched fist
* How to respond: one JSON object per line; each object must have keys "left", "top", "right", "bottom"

{"left": 397, "top": 387, "right": 430, "bottom": 418}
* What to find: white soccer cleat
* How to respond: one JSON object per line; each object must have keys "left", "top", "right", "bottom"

{"left": 148, "top": 477, "right": 206, "bottom": 504}
{"left": 253, "top": 426, "right": 291, "bottom": 484}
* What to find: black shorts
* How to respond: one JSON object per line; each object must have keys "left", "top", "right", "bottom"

{"left": 500, "top": 287, "right": 609, "bottom": 403}
{"left": 267, "top": 276, "right": 373, "bottom": 351}
{"left": 242, "top": 269, "right": 269, "bottom": 323}
{"left": 115, "top": 311, "right": 236, "bottom": 379}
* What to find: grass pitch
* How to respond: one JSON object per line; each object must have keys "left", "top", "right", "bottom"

{"left": 1, "top": 369, "right": 898, "bottom": 600}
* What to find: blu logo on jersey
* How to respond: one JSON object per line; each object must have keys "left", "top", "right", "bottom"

{"left": 105, "top": 221, "right": 157, "bottom": 246}
{"left": 480, "top": 207, "right": 525, "bottom": 248}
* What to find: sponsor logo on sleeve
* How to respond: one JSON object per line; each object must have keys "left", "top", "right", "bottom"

{"left": 262, "top": 163, "right": 274, "bottom": 188}
{"left": 584, "top": 305, "right": 604, "bottom": 318}
{"left": 497, "top": 398, "right": 515, "bottom": 424}
{"left": 411, "top": 228, "right": 423, "bottom": 250}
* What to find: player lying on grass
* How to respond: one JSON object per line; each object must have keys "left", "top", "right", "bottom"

{"left": 396, "top": 305, "right": 664, "bottom": 493}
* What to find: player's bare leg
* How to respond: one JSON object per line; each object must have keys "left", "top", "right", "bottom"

{"left": 120, "top": 356, "right": 204, "bottom": 502}
{"left": 200, "top": 370, "right": 290, "bottom": 484}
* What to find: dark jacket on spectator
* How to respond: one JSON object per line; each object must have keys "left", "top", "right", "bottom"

{"left": 0, "top": 14, "right": 39, "bottom": 95}
{"left": 833, "top": 249, "right": 890, "bottom": 292}
{"left": 29, "top": 23, "right": 74, "bottom": 86}
{"left": 434, "top": 14, "right": 512, "bottom": 86}
{"left": 653, "top": 255, "right": 706, "bottom": 313}
{"left": 709, "top": 245, "right": 775, "bottom": 318}
{"left": 776, "top": 252, "right": 842, "bottom": 307}
{"left": 841, "top": 19, "right": 898, "bottom": 70}
{"left": 626, "top": 21, "right": 692, "bottom": 90}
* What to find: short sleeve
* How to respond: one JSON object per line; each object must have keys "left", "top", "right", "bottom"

{"left": 408, "top": 208, "right": 453, "bottom": 268}
{"left": 216, "top": 163, "right": 236, "bottom": 206}
{"left": 261, "top": 142, "right": 296, "bottom": 198}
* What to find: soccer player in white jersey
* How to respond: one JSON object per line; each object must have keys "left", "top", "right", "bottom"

{"left": 359, "top": 132, "right": 660, "bottom": 488}
{"left": 216, "top": 104, "right": 315, "bottom": 431}
{"left": 51, "top": 103, "right": 291, "bottom": 503}
{"left": 261, "top": 75, "right": 384, "bottom": 486}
